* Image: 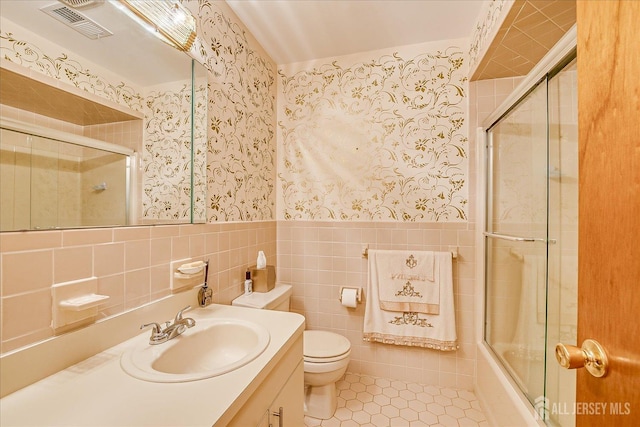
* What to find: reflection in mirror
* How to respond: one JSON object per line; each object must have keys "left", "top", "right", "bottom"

{"left": 0, "top": 0, "right": 207, "bottom": 230}
{"left": 192, "top": 62, "right": 208, "bottom": 224}
{"left": 1, "top": 118, "right": 134, "bottom": 230}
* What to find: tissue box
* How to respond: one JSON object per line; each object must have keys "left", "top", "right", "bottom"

{"left": 251, "top": 265, "right": 276, "bottom": 293}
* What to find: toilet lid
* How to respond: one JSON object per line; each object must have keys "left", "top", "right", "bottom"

{"left": 303, "top": 330, "right": 351, "bottom": 359}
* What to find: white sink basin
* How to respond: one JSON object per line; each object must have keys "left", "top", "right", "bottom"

{"left": 121, "top": 318, "right": 270, "bottom": 382}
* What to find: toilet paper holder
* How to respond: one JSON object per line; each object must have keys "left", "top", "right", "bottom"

{"left": 339, "top": 287, "right": 362, "bottom": 303}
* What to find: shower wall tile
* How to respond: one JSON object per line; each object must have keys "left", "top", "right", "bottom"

{"left": 84, "top": 120, "right": 142, "bottom": 153}
{"left": 277, "top": 220, "right": 476, "bottom": 390}
{"left": 0, "top": 105, "right": 85, "bottom": 137}
{"left": 0, "top": 221, "right": 276, "bottom": 354}
{"left": 470, "top": 77, "right": 525, "bottom": 128}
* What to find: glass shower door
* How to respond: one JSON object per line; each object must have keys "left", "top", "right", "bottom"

{"left": 484, "top": 56, "right": 578, "bottom": 426}
{"left": 545, "top": 58, "right": 578, "bottom": 427}
{"left": 485, "top": 78, "right": 550, "bottom": 403}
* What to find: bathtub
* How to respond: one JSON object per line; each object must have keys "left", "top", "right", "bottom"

{"left": 475, "top": 342, "right": 545, "bottom": 427}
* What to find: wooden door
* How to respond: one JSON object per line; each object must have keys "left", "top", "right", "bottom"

{"left": 576, "top": 0, "right": 640, "bottom": 425}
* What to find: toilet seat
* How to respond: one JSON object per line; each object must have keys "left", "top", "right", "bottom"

{"left": 304, "top": 330, "right": 351, "bottom": 363}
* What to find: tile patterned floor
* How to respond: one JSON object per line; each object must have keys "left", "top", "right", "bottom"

{"left": 304, "top": 372, "right": 488, "bottom": 427}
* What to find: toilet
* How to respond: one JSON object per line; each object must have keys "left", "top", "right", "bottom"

{"left": 232, "top": 284, "right": 351, "bottom": 420}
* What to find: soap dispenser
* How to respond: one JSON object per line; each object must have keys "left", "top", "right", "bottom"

{"left": 256, "top": 250, "right": 267, "bottom": 269}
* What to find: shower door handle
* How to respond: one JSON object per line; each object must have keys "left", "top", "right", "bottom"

{"left": 482, "top": 232, "right": 556, "bottom": 244}
{"left": 555, "top": 339, "right": 609, "bottom": 378}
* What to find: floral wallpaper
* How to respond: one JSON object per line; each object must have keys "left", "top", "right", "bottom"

{"left": 192, "top": 78, "right": 209, "bottom": 222}
{"left": 278, "top": 41, "right": 469, "bottom": 222}
{"left": 141, "top": 80, "right": 208, "bottom": 222}
{"left": 187, "top": 0, "right": 277, "bottom": 222}
{"left": 142, "top": 83, "right": 193, "bottom": 221}
{"left": 468, "top": 0, "right": 510, "bottom": 73}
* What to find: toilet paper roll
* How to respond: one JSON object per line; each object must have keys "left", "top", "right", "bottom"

{"left": 341, "top": 288, "right": 358, "bottom": 308}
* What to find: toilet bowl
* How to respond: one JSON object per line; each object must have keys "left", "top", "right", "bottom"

{"left": 232, "top": 284, "right": 351, "bottom": 420}
{"left": 303, "top": 330, "right": 351, "bottom": 419}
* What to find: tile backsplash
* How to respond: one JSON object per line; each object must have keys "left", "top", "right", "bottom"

{"left": 0, "top": 222, "right": 276, "bottom": 353}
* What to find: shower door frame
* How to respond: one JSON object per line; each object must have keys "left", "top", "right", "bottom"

{"left": 475, "top": 26, "right": 578, "bottom": 424}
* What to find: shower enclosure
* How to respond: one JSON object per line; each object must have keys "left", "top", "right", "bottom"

{"left": 483, "top": 54, "right": 577, "bottom": 426}
{"left": 0, "top": 119, "right": 134, "bottom": 231}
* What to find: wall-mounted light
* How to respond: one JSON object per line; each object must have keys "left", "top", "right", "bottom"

{"left": 119, "top": 0, "right": 196, "bottom": 51}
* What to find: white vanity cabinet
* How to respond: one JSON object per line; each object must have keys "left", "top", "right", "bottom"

{"left": 256, "top": 361, "right": 304, "bottom": 427}
{"left": 226, "top": 334, "right": 304, "bottom": 427}
{"left": 0, "top": 301, "right": 306, "bottom": 427}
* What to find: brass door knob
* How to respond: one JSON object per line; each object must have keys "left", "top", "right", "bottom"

{"left": 555, "top": 339, "right": 609, "bottom": 378}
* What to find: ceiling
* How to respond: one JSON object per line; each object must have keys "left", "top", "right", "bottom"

{"left": 471, "top": 0, "right": 576, "bottom": 80}
{"left": 225, "top": 0, "right": 487, "bottom": 65}
{"left": 0, "top": 0, "right": 192, "bottom": 87}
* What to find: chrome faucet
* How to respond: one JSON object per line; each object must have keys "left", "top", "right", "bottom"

{"left": 140, "top": 305, "right": 196, "bottom": 345}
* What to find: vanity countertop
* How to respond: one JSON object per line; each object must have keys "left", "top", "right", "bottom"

{"left": 0, "top": 304, "right": 305, "bottom": 427}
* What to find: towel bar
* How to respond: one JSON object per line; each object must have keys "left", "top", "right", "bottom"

{"left": 361, "top": 246, "right": 458, "bottom": 259}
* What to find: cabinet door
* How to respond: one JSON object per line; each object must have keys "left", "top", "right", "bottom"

{"left": 255, "top": 410, "right": 269, "bottom": 427}
{"left": 225, "top": 335, "right": 303, "bottom": 427}
{"left": 268, "top": 360, "right": 304, "bottom": 427}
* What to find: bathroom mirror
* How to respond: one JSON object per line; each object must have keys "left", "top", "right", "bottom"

{"left": 0, "top": 0, "right": 207, "bottom": 231}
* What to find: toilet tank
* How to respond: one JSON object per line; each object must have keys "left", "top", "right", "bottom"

{"left": 231, "top": 284, "right": 292, "bottom": 311}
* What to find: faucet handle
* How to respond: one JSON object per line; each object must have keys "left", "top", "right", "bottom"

{"left": 141, "top": 322, "right": 164, "bottom": 339}
{"left": 174, "top": 305, "right": 192, "bottom": 322}
{"left": 174, "top": 305, "right": 196, "bottom": 329}
{"left": 141, "top": 322, "right": 170, "bottom": 345}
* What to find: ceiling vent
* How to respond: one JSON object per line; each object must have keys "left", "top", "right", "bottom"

{"left": 58, "top": 0, "right": 104, "bottom": 9}
{"left": 40, "top": 3, "right": 113, "bottom": 40}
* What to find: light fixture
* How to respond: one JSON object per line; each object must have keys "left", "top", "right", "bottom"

{"left": 119, "top": 0, "right": 196, "bottom": 51}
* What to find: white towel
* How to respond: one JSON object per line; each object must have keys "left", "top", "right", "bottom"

{"left": 364, "top": 250, "right": 457, "bottom": 351}
{"left": 373, "top": 250, "right": 439, "bottom": 314}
